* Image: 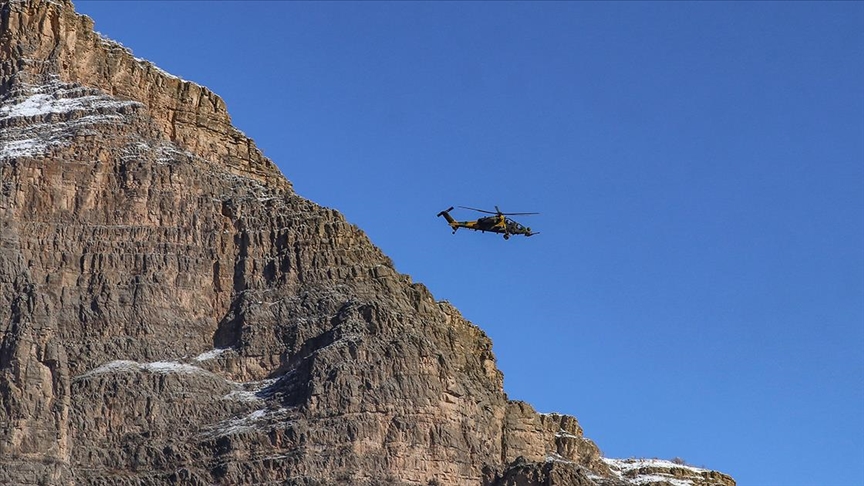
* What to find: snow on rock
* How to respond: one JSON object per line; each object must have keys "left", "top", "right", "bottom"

{"left": 144, "top": 361, "right": 210, "bottom": 374}
{"left": 194, "top": 347, "right": 230, "bottom": 362}
{"left": 545, "top": 452, "right": 574, "bottom": 464}
{"left": 0, "top": 84, "right": 141, "bottom": 121}
{"left": 93, "top": 25, "right": 187, "bottom": 83}
{"left": 200, "top": 405, "right": 294, "bottom": 439}
{"left": 603, "top": 458, "right": 713, "bottom": 486}
{"left": 604, "top": 458, "right": 710, "bottom": 475}
{"left": 0, "top": 80, "right": 142, "bottom": 159}
{"left": 555, "top": 428, "right": 580, "bottom": 439}
{"left": 0, "top": 138, "right": 49, "bottom": 159}
{"left": 134, "top": 55, "right": 185, "bottom": 82}
{"left": 223, "top": 378, "right": 279, "bottom": 402}
{"left": 77, "top": 359, "right": 213, "bottom": 379}
{"left": 205, "top": 409, "right": 267, "bottom": 437}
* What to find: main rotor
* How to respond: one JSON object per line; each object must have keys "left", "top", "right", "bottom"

{"left": 458, "top": 206, "right": 538, "bottom": 217}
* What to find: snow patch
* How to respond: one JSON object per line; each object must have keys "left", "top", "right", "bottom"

{"left": 545, "top": 453, "right": 574, "bottom": 464}
{"left": 77, "top": 359, "right": 210, "bottom": 378}
{"left": 7, "top": 0, "right": 66, "bottom": 6}
{"left": 0, "top": 138, "right": 49, "bottom": 158}
{"left": 0, "top": 85, "right": 140, "bottom": 121}
{"left": 80, "top": 360, "right": 140, "bottom": 375}
{"left": 144, "top": 361, "right": 206, "bottom": 374}
{"left": 194, "top": 347, "right": 230, "bottom": 362}
{"left": 209, "top": 408, "right": 268, "bottom": 436}
{"left": 0, "top": 81, "right": 142, "bottom": 159}
{"left": 95, "top": 31, "right": 134, "bottom": 57}
{"left": 555, "top": 429, "right": 580, "bottom": 439}
{"left": 603, "top": 458, "right": 708, "bottom": 475}
{"left": 201, "top": 406, "right": 294, "bottom": 438}
{"left": 134, "top": 56, "right": 185, "bottom": 82}
{"left": 248, "top": 409, "right": 267, "bottom": 420}
{"left": 223, "top": 377, "right": 279, "bottom": 402}
{"left": 538, "top": 411, "right": 564, "bottom": 417}
{"left": 603, "top": 458, "right": 709, "bottom": 486}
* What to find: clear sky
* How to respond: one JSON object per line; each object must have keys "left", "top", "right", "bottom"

{"left": 74, "top": 2, "right": 864, "bottom": 485}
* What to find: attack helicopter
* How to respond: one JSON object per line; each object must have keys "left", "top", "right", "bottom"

{"left": 436, "top": 206, "right": 538, "bottom": 239}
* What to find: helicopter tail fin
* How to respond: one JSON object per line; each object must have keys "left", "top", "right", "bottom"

{"left": 437, "top": 207, "right": 455, "bottom": 222}
{"left": 437, "top": 207, "right": 458, "bottom": 231}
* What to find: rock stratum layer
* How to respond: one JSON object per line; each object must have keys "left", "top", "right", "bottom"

{"left": 0, "top": 1, "right": 735, "bottom": 485}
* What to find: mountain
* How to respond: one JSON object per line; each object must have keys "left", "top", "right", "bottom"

{"left": 0, "top": 1, "right": 736, "bottom": 485}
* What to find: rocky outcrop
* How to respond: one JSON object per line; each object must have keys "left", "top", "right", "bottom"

{"left": 0, "top": 1, "right": 736, "bottom": 485}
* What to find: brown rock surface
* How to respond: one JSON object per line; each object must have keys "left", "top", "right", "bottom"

{"left": 0, "top": 1, "right": 736, "bottom": 485}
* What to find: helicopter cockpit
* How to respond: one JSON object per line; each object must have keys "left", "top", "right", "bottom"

{"left": 506, "top": 219, "right": 529, "bottom": 234}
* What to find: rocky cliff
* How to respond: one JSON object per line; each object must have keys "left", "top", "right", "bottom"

{"left": 0, "top": 1, "right": 736, "bottom": 485}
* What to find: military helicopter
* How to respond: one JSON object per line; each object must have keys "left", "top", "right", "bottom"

{"left": 437, "top": 206, "right": 538, "bottom": 239}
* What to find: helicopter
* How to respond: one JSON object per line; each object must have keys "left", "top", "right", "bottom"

{"left": 437, "top": 206, "right": 538, "bottom": 239}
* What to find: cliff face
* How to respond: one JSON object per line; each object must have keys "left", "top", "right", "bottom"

{"left": 0, "top": 1, "right": 735, "bottom": 485}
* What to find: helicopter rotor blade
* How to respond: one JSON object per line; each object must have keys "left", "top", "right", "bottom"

{"left": 458, "top": 206, "right": 539, "bottom": 216}
{"left": 458, "top": 206, "right": 499, "bottom": 215}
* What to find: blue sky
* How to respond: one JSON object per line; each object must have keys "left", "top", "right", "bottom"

{"left": 75, "top": 2, "right": 863, "bottom": 485}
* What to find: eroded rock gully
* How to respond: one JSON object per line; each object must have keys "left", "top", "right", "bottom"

{"left": 0, "top": 1, "right": 735, "bottom": 485}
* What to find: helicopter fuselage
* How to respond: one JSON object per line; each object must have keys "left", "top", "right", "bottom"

{"left": 436, "top": 207, "right": 536, "bottom": 239}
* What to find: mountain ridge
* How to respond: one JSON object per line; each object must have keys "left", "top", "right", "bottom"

{"left": 0, "top": 1, "right": 735, "bottom": 485}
